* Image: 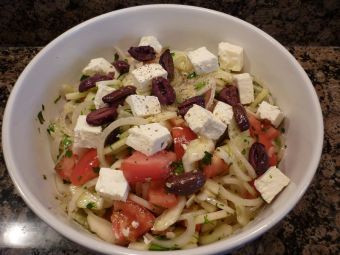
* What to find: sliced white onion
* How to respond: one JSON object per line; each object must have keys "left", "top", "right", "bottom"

{"left": 128, "top": 193, "right": 162, "bottom": 215}
{"left": 219, "top": 186, "right": 263, "bottom": 207}
{"left": 67, "top": 186, "right": 84, "bottom": 218}
{"left": 82, "top": 177, "right": 98, "bottom": 189}
{"left": 54, "top": 174, "right": 69, "bottom": 195}
{"left": 98, "top": 117, "right": 148, "bottom": 166}
{"left": 145, "top": 214, "right": 195, "bottom": 248}
{"left": 86, "top": 209, "right": 115, "bottom": 243}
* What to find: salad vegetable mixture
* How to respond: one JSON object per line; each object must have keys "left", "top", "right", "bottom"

{"left": 42, "top": 36, "right": 290, "bottom": 250}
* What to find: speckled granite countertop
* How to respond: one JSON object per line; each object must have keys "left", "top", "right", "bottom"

{"left": 0, "top": 46, "right": 339, "bottom": 254}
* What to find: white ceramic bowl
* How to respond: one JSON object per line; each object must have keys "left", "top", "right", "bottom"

{"left": 3, "top": 4, "right": 323, "bottom": 255}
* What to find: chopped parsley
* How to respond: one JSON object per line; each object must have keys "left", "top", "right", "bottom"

{"left": 187, "top": 71, "right": 197, "bottom": 79}
{"left": 92, "top": 167, "right": 100, "bottom": 174}
{"left": 194, "top": 81, "right": 206, "bottom": 90}
{"left": 274, "top": 138, "right": 282, "bottom": 147}
{"left": 80, "top": 74, "right": 89, "bottom": 81}
{"left": 171, "top": 52, "right": 175, "bottom": 57}
{"left": 203, "top": 215, "right": 212, "bottom": 224}
{"left": 65, "top": 150, "right": 73, "bottom": 158}
{"left": 37, "top": 111, "right": 45, "bottom": 124}
{"left": 62, "top": 135, "right": 72, "bottom": 148}
{"left": 86, "top": 202, "right": 96, "bottom": 209}
{"left": 124, "top": 108, "right": 133, "bottom": 114}
{"left": 114, "top": 52, "right": 119, "bottom": 61}
{"left": 47, "top": 123, "right": 55, "bottom": 135}
{"left": 201, "top": 151, "right": 212, "bottom": 165}
{"left": 54, "top": 95, "right": 61, "bottom": 104}
{"left": 281, "top": 127, "right": 286, "bottom": 133}
{"left": 149, "top": 243, "right": 178, "bottom": 251}
{"left": 241, "top": 149, "right": 246, "bottom": 155}
{"left": 170, "top": 161, "right": 185, "bottom": 175}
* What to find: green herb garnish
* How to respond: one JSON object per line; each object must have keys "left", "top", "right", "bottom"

{"left": 201, "top": 151, "right": 212, "bottom": 165}
{"left": 241, "top": 149, "right": 246, "bottom": 155}
{"left": 203, "top": 215, "right": 212, "bottom": 224}
{"left": 54, "top": 95, "right": 61, "bottom": 104}
{"left": 114, "top": 53, "right": 119, "bottom": 61}
{"left": 86, "top": 202, "right": 96, "bottom": 209}
{"left": 37, "top": 111, "right": 45, "bottom": 124}
{"left": 149, "top": 243, "right": 178, "bottom": 251}
{"left": 62, "top": 135, "right": 72, "bottom": 148}
{"left": 47, "top": 123, "right": 55, "bottom": 135}
{"left": 65, "top": 150, "right": 73, "bottom": 158}
{"left": 171, "top": 52, "right": 175, "bottom": 57}
{"left": 194, "top": 81, "right": 206, "bottom": 90}
{"left": 280, "top": 127, "right": 286, "bottom": 133}
{"left": 124, "top": 108, "right": 133, "bottom": 114}
{"left": 170, "top": 161, "right": 185, "bottom": 175}
{"left": 187, "top": 72, "right": 197, "bottom": 79}
{"left": 80, "top": 74, "right": 89, "bottom": 81}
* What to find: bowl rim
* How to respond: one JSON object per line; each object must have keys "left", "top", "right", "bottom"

{"left": 2, "top": 4, "right": 324, "bottom": 255}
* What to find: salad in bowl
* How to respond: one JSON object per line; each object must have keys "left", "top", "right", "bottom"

{"left": 45, "top": 35, "right": 290, "bottom": 251}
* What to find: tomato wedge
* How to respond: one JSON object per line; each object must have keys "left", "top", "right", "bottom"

{"left": 70, "top": 149, "right": 100, "bottom": 186}
{"left": 171, "top": 126, "right": 197, "bottom": 160}
{"left": 54, "top": 154, "right": 78, "bottom": 181}
{"left": 148, "top": 181, "right": 178, "bottom": 208}
{"left": 203, "top": 154, "right": 229, "bottom": 178}
{"left": 112, "top": 200, "right": 155, "bottom": 244}
{"left": 121, "top": 151, "right": 176, "bottom": 183}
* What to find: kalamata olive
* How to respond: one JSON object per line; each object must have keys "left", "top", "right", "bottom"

{"left": 165, "top": 171, "right": 206, "bottom": 196}
{"left": 78, "top": 74, "right": 113, "bottom": 92}
{"left": 233, "top": 103, "right": 249, "bottom": 131}
{"left": 159, "top": 49, "right": 174, "bottom": 80}
{"left": 113, "top": 60, "right": 130, "bottom": 74}
{"left": 151, "top": 77, "right": 176, "bottom": 105}
{"left": 249, "top": 142, "right": 269, "bottom": 175}
{"left": 102, "top": 86, "right": 136, "bottom": 104}
{"left": 178, "top": 95, "right": 205, "bottom": 116}
{"left": 218, "top": 86, "right": 240, "bottom": 106}
{"left": 128, "top": 46, "right": 156, "bottom": 61}
{"left": 216, "top": 127, "right": 230, "bottom": 147}
{"left": 104, "top": 128, "right": 120, "bottom": 146}
{"left": 86, "top": 107, "right": 118, "bottom": 126}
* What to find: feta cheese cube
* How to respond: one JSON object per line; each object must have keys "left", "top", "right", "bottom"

{"left": 95, "top": 168, "right": 129, "bottom": 201}
{"left": 184, "top": 104, "right": 226, "bottom": 140}
{"left": 254, "top": 166, "right": 290, "bottom": 203}
{"left": 82, "top": 57, "right": 119, "bottom": 77}
{"left": 125, "top": 95, "right": 161, "bottom": 117}
{"left": 213, "top": 101, "right": 234, "bottom": 126}
{"left": 94, "top": 82, "right": 116, "bottom": 109}
{"left": 218, "top": 42, "right": 244, "bottom": 71}
{"left": 256, "top": 101, "right": 284, "bottom": 127}
{"left": 73, "top": 115, "right": 102, "bottom": 149}
{"left": 131, "top": 63, "right": 167, "bottom": 92}
{"left": 138, "top": 35, "right": 163, "bottom": 53}
{"left": 233, "top": 73, "right": 254, "bottom": 105}
{"left": 187, "top": 47, "right": 219, "bottom": 75}
{"left": 125, "top": 123, "right": 171, "bottom": 156}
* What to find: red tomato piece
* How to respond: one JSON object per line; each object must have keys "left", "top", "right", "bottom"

{"left": 70, "top": 149, "right": 99, "bottom": 186}
{"left": 54, "top": 154, "right": 78, "bottom": 181}
{"left": 203, "top": 154, "right": 229, "bottom": 178}
{"left": 171, "top": 126, "right": 197, "bottom": 160}
{"left": 148, "top": 181, "right": 178, "bottom": 208}
{"left": 112, "top": 200, "right": 155, "bottom": 244}
{"left": 248, "top": 114, "right": 262, "bottom": 137}
{"left": 121, "top": 151, "right": 176, "bottom": 183}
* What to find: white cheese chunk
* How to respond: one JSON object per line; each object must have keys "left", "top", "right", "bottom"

{"left": 233, "top": 73, "right": 254, "bottom": 105}
{"left": 82, "top": 57, "right": 119, "bottom": 77}
{"left": 131, "top": 63, "right": 168, "bottom": 92}
{"left": 138, "top": 35, "right": 163, "bottom": 53}
{"left": 213, "top": 101, "right": 234, "bottom": 126}
{"left": 184, "top": 104, "right": 226, "bottom": 140}
{"left": 73, "top": 115, "right": 102, "bottom": 149}
{"left": 125, "top": 95, "right": 161, "bottom": 117}
{"left": 187, "top": 47, "right": 219, "bottom": 75}
{"left": 94, "top": 82, "right": 116, "bottom": 109}
{"left": 254, "top": 166, "right": 290, "bottom": 203}
{"left": 125, "top": 123, "right": 171, "bottom": 156}
{"left": 182, "top": 137, "right": 215, "bottom": 172}
{"left": 256, "top": 101, "right": 284, "bottom": 127}
{"left": 218, "top": 42, "right": 244, "bottom": 71}
{"left": 95, "top": 168, "right": 129, "bottom": 201}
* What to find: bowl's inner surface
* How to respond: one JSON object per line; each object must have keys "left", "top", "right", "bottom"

{"left": 4, "top": 5, "right": 323, "bottom": 255}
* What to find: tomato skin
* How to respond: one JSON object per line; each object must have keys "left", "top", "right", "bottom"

{"left": 203, "top": 154, "right": 229, "bottom": 178}
{"left": 54, "top": 154, "right": 78, "bottom": 181}
{"left": 121, "top": 151, "right": 176, "bottom": 183}
{"left": 70, "top": 149, "right": 99, "bottom": 186}
{"left": 148, "top": 181, "right": 178, "bottom": 208}
{"left": 171, "top": 126, "right": 197, "bottom": 160}
{"left": 112, "top": 200, "right": 155, "bottom": 244}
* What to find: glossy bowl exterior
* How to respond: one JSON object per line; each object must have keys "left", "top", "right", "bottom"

{"left": 2, "top": 4, "right": 323, "bottom": 255}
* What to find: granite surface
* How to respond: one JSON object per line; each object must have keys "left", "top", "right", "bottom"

{"left": 0, "top": 1, "right": 339, "bottom": 47}
{"left": 0, "top": 46, "right": 339, "bottom": 254}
